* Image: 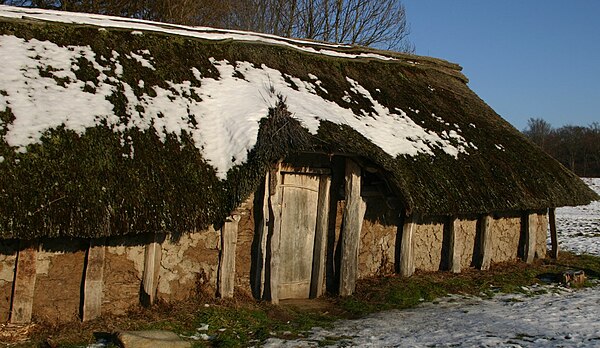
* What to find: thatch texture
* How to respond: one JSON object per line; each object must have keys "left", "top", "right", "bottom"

{"left": 0, "top": 7, "right": 596, "bottom": 239}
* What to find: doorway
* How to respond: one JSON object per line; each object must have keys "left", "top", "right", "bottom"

{"left": 277, "top": 172, "right": 321, "bottom": 299}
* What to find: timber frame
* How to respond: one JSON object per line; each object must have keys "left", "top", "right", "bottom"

{"left": 241, "top": 155, "right": 371, "bottom": 302}
{"left": 0, "top": 154, "right": 571, "bottom": 321}
{"left": 218, "top": 154, "right": 559, "bottom": 302}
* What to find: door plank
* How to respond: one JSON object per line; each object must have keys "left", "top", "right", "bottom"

{"left": 310, "top": 175, "right": 331, "bottom": 298}
{"left": 278, "top": 173, "right": 320, "bottom": 299}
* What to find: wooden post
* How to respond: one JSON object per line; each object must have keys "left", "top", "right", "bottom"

{"left": 253, "top": 174, "right": 270, "bottom": 299}
{"left": 399, "top": 214, "right": 416, "bottom": 277}
{"left": 218, "top": 214, "right": 241, "bottom": 298}
{"left": 479, "top": 215, "right": 493, "bottom": 271}
{"left": 269, "top": 162, "right": 283, "bottom": 304}
{"left": 549, "top": 208, "right": 559, "bottom": 259}
{"left": 310, "top": 175, "right": 331, "bottom": 298}
{"left": 448, "top": 217, "right": 461, "bottom": 273}
{"left": 82, "top": 239, "right": 106, "bottom": 321}
{"left": 10, "top": 241, "right": 37, "bottom": 324}
{"left": 524, "top": 212, "right": 537, "bottom": 263}
{"left": 339, "top": 159, "right": 366, "bottom": 297}
{"left": 141, "top": 234, "right": 163, "bottom": 306}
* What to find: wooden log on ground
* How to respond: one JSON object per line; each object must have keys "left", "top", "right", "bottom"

{"left": 310, "top": 175, "right": 331, "bottom": 298}
{"left": 141, "top": 234, "right": 163, "bottom": 306}
{"left": 448, "top": 217, "right": 461, "bottom": 273}
{"left": 549, "top": 208, "right": 559, "bottom": 259}
{"left": 399, "top": 214, "right": 416, "bottom": 277}
{"left": 269, "top": 162, "right": 283, "bottom": 304}
{"left": 10, "top": 241, "right": 37, "bottom": 324}
{"left": 479, "top": 214, "right": 493, "bottom": 271}
{"left": 218, "top": 214, "right": 241, "bottom": 298}
{"left": 339, "top": 159, "right": 366, "bottom": 296}
{"left": 82, "top": 238, "right": 106, "bottom": 321}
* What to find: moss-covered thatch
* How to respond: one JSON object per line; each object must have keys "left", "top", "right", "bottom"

{"left": 0, "top": 9, "right": 597, "bottom": 239}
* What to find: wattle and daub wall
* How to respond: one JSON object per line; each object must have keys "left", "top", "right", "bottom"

{"left": 0, "top": 183, "right": 549, "bottom": 323}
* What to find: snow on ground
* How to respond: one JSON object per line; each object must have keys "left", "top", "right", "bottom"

{"left": 552, "top": 178, "right": 600, "bottom": 256}
{"left": 265, "top": 286, "right": 600, "bottom": 348}
{"left": 264, "top": 178, "right": 600, "bottom": 348}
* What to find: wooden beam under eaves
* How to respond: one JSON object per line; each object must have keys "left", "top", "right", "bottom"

{"left": 549, "top": 208, "right": 559, "bottom": 259}
{"left": 269, "top": 162, "right": 283, "bottom": 304}
{"left": 478, "top": 214, "right": 493, "bottom": 271}
{"left": 81, "top": 238, "right": 106, "bottom": 321}
{"left": 218, "top": 214, "right": 241, "bottom": 299}
{"left": 399, "top": 214, "right": 416, "bottom": 277}
{"left": 10, "top": 241, "right": 38, "bottom": 324}
{"left": 339, "top": 159, "right": 366, "bottom": 296}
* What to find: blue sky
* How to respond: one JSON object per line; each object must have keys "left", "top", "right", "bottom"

{"left": 404, "top": 1, "right": 600, "bottom": 130}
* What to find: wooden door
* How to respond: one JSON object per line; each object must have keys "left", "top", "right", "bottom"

{"left": 277, "top": 173, "right": 320, "bottom": 299}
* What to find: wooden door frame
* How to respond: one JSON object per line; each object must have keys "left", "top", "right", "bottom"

{"left": 261, "top": 163, "right": 331, "bottom": 303}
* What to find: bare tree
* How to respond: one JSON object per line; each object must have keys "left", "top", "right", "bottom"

{"left": 522, "top": 118, "right": 600, "bottom": 177}
{"left": 3, "top": 0, "right": 414, "bottom": 52}
{"left": 523, "top": 117, "right": 553, "bottom": 151}
{"left": 262, "top": 0, "right": 414, "bottom": 51}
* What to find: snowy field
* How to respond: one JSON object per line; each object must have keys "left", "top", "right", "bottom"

{"left": 553, "top": 178, "right": 600, "bottom": 256}
{"left": 265, "top": 178, "right": 600, "bottom": 348}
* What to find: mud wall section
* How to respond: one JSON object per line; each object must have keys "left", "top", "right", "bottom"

{"left": 0, "top": 196, "right": 549, "bottom": 323}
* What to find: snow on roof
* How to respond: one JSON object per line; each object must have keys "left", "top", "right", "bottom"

{"left": 0, "top": 6, "right": 473, "bottom": 179}
{"left": 0, "top": 5, "right": 394, "bottom": 61}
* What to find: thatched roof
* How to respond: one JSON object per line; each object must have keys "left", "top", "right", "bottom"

{"left": 0, "top": 6, "right": 597, "bottom": 239}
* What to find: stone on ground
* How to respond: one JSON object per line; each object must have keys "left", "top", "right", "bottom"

{"left": 116, "top": 330, "right": 191, "bottom": 348}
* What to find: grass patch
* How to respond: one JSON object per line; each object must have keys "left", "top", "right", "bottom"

{"left": 9, "top": 252, "right": 600, "bottom": 347}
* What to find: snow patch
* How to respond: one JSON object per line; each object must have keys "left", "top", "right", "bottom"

{"left": 0, "top": 33, "right": 474, "bottom": 179}
{"left": 552, "top": 178, "right": 600, "bottom": 255}
{"left": 0, "top": 5, "right": 395, "bottom": 61}
{"left": 128, "top": 50, "right": 155, "bottom": 70}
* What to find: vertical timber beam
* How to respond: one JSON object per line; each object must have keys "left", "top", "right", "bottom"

{"left": 339, "top": 159, "right": 366, "bottom": 297}
{"left": 218, "top": 214, "right": 241, "bottom": 298}
{"left": 549, "top": 208, "right": 559, "bottom": 259}
{"left": 524, "top": 212, "right": 537, "bottom": 264}
{"left": 399, "top": 214, "right": 416, "bottom": 277}
{"left": 479, "top": 215, "right": 493, "bottom": 271}
{"left": 269, "top": 162, "right": 283, "bottom": 304}
{"left": 82, "top": 238, "right": 106, "bottom": 321}
{"left": 253, "top": 174, "right": 270, "bottom": 299}
{"left": 310, "top": 175, "right": 331, "bottom": 298}
{"left": 141, "top": 234, "right": 163, "bottom": 306}
{"left": 448, "top": 217, "right": 461, "bottom": 273}
{"left": 10, "top": 241, "right": 37, "bottom": 324}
